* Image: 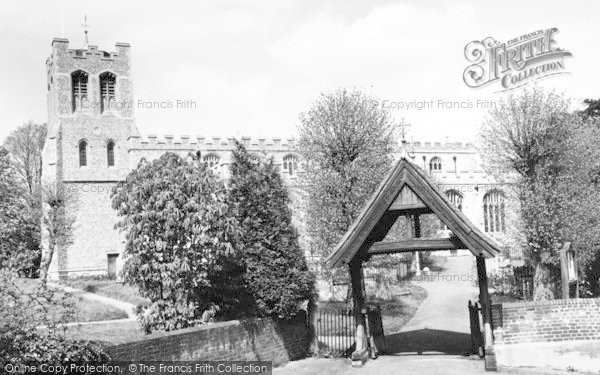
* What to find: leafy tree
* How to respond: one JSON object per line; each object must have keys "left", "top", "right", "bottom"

{"left": 582, "top": 98, "right": 600, "bottom": 118}
{"left": 228, "top": 141, "right": 315, "bottom": 319}
{"left": 297, "top": 89, "right": 397, "bottom": 282}
{"left": 2, "top": 121, "right": 47, "bottom": 196}
{"left": 2, "top": 121, "right": 48, "bottom": 277}
{"left": 112, "top": 152, "right": 243, "bottom": 332}
{"left": 479, "top": 87, "right": 600, "bottom": 299}
{"left": 0, "top": 147, "right": 40, "bottom": 277}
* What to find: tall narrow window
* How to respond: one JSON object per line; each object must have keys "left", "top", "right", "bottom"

{"left": 99, "top": 72, "right": 116, "bottom": 113}
{"left": 79, "top": 140, "right": 88, "bottom": 167}
{"left": 203, "top": 154, "right": 220, "bottom": 168}
{"left": 446, "top": 189, "right": 463, "bottom": 211}
{"left": 429, "top": 156, "right": 442, "bottom": 171}
{"left": 71, "top": 70, "right": 88, "bottom": 112}
{"left": 107, "top": 141, "right": 115, "bottom": 167}
{"left": 483, "top": 190, "right": 506, "bottom": 232}
{"left": 442, "top": 189, "right": 463, "bottom": 230}
{"left": 283, "top": 155, "right": 298, "bottom": 175}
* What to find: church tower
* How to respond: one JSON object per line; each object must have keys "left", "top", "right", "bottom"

{"left": 42, "top": 37, "right": 140, "bottom": 279}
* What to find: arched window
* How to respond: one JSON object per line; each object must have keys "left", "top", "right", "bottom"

{"left": 445, "top": 189, "right": 463, "bottom": 211}
{"left": 483, "top": 190, "right": 506, "bottom": 232}
{"left": 441, "top": 189, "right": 463, "bottom": 230}
{"left": 283, "top": 154, "right": 299, "bottom": 175}
{"left": 71, "top": 70, "right": 88, "bottom": 112}
{"left": 107, "top": 141, "right": 115, "bottom": 167}
{"left": 429, "top": 156, "right": 442, "bottom": 171}
{"left": 203, "top": 154, "right": 220, "bottom": 168}
{"left": 99, "top": 72, "right": 116, "bottom": 113}
{"left": 78, "top": 140, "right": 88, "bottom": 167}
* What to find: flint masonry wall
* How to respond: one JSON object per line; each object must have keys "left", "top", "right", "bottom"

{"left": 107, "top": 317, "right": 310, "bottom": 366}
{"left": 491, "top": 298, "right": 600, "bottom": 345}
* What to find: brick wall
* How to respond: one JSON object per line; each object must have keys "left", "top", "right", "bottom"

{"left": 491, "top": 298, "right": 600, "bottom": 345}
{"left": 107, "top": 316, "right": 310, "bottom": 366}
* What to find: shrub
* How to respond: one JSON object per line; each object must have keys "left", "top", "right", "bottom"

{"left": 229, "top": 143, "right": 315, "bottom": 318}
{"left": 0, "top": 269, "right": 109, "bottom": 364}
{"left": 228, "top": 141, "right": 315, "bottom": 319}
{"left": 488, "top": 267, "right": 518, "bottom": 297}
{"left": 112, "top": 152, "right": 244, "bottom": 332}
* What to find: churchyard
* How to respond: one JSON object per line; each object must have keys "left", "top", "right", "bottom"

{"left": 2, "top": 3, "right": 600, "bottom": 372}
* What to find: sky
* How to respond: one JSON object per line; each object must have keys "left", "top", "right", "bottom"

{"left": 0, "top": 0, "right": 599, "bottom": 143}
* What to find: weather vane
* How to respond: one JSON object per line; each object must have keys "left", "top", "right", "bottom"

{"left": 82, "top": 15, "right": 90, "bottom": 46}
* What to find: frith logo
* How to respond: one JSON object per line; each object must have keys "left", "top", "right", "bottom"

{"left": 463, "top": 28, "right": 573, "bottom": 91}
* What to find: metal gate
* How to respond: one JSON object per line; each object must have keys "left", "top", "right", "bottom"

{"left": 316, "top": 306, "right": 386, "bottom": 358}
{"left": 468, "top": 300, "right": 484, "bottom": 357}
{"left": 316, "top": 309, "right": 356, "bottom": 357}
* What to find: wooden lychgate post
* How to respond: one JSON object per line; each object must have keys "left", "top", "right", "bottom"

{"left": 476, "top": 256, "right": 496, "bottom": 371}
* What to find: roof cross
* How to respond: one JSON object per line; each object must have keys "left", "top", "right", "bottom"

{"left": 398, "top": 118, "right": 411, "bottom": 141}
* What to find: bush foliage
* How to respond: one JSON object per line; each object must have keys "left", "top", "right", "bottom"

{"left": 0, "top": 269, "right": 109, "bottom": 364}
{"left": 112, "top": 152, "right": 243, "bottom": 332}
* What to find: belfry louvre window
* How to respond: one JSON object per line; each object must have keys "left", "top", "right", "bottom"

{"left": 283, "top": 155, "right": 298, "bottom": 175}
{"left": 79, "top": 140, "right": 88, "bottom": 167}
{"left": 100, "top": 72, "right": 116, "bottom": 113}
{"left": 71, "top": 70, "right": 88, "bottom": 112}
{"left": 483, "top": 190, "right": 506, "bottom": 232}
{"left": 107, "top": 141, "right": 115, "bottom": 167}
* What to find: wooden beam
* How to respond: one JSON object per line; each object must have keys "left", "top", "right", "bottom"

{"left": 476, "top": 256, "right": 497, "bottom": 371}
{"left": 368, "top": 238, "right": 464, "bottom": 254}
{"left": 413, "top": 214, "right": 421, "bottom": 238}
{"left": 349, "top": 259, "right": 369, "bottom": 363}
{"left": 387, "top": 205, "right": 433, "bottom": 215}
{"left": 349, "top": 259, "right": 366, "bottom": 329}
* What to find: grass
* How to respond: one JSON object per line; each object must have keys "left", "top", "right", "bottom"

{"left": 65, "top": 320, "right": 148, "bottom": 345}
{"left": 15, "top": 278, "right": 128, "bottom": 323}
{"left": 60, "top": 279, "right": 150, "bottom": 306}
{"left": 70, "top": 295, "right": 128, "bottom": 322}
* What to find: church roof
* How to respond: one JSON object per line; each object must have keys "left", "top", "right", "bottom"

{"left": 325, "top": 154, "right": 501, "bottom": 268}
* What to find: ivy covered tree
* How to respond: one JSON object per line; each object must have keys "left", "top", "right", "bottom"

{"left": 112, "top": 152, "right": 244, "bottom": 332}
{"left": 228, "top": 141, "right": 315, "bottom": 319}
{"left": 296, "top": 89, "right": 397, "bottom": 281}
{"left": 39, "top": 181, "right": 77, "bottom": 288}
